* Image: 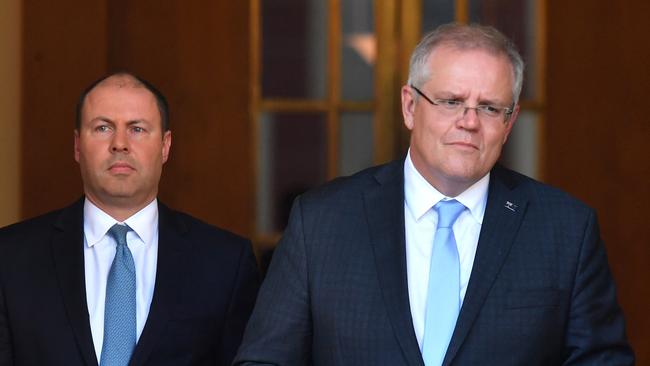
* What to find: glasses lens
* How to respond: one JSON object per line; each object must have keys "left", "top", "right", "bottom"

{"left": 477, "top": 106, "right": 503, "bottom": 121}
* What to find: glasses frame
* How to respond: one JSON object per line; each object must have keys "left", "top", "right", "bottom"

{"left": 410, "top": 85, "right": 514, "bottom": 123}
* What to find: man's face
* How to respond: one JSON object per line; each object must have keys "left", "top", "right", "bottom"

{"left": 402, "top": 46, "right": 518, "bottom": 196}
{"left": 74, "top": 77, "right": 171, "bottom": 211}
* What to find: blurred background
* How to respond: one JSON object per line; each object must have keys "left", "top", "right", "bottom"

{"left": 1, "top": 0, "right": 648, "bottom": 362}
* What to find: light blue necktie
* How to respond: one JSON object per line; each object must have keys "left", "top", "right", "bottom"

{"left": 100, "top": 224, "right": 136, "bottom": 366}
{"left": 422, "top": 200, "right": 465, "bottom": 366}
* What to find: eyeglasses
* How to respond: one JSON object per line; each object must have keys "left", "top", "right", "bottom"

{"left": 410, "top": 85, "right": 514, "bottom": 123}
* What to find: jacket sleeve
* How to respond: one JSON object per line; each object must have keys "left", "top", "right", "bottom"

{"left": 563, "top": 210, "right": 634, "bottom": 365}
{"left": 217, "top": 236, "right": 259, "bottom": 365}
{"left": 0, "top": 256, "right": 14, "bottom": 365}
{"left": 219, "top": 238, "right": 261, "bottom": 366}
{"left": 233, "top": 197, "right": 312, "bottom": 366}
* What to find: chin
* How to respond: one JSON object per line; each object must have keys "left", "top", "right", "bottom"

{"left": 443, "top": 158, "right": 480, "bottom": 177}
{"left": 100, "top": 184, "right": 137, "bottom": 199}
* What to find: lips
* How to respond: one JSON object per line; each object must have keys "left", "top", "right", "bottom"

{"left": 447, "top": 141, "right": 479, "bottom": 150}
{"left": 108, "top": 161, "right": 135, "bottom": 174}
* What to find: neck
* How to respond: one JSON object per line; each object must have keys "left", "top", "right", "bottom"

{"left": 430, "top": 180, "right": 469, "bottom": 198}
{"left": 409, "top": 160, "right": 471, "bottom": 198}
{"left": 85, "top": 194, "right": 156, "bottom": 222}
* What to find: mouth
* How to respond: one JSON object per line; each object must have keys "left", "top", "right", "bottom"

{"left": 447, "top": 141, "right": 479, "bottom": 151}
{"left": 108, "top": 162, "right": 135, "bottom": 174}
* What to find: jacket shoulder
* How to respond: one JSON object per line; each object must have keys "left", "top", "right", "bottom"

{"left": 161, "top": 205, "right": 252, "bottom": 256}
{"left": 493, "top": 164, "right": 593, "bottom": 214}
{"left": 0, "top": 207, "right": 68, "bottom": 242}
{"left": 299, "top": 160, "right": 401, "bottom": 204}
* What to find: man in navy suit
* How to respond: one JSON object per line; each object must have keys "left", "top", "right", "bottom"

{"left": 0, "top": 72, "right": 259, "bottom": 365}
{"left": 234, "top": 23, "right": 633, "bottom": 365}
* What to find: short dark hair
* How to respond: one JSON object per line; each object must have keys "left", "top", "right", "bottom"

{"left": 75, "top": 71, "right": 170, "bottom": 131}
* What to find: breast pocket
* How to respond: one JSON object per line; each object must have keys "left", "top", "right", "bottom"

{"left": 505, "top": 289, "right": 561, "bottom": 309}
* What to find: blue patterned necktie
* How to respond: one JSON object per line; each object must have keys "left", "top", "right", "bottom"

{"left": 100, "top": 224, "right": 136, "bottom": 366}
{"left": 422, "top": 200, "right": 466, "bottom": 366}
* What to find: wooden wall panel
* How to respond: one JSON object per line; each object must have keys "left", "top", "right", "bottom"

{"left": 106, "top": 0, "right": 253, "bottom": 236}
{"left": 21, "top": 0, "right": 108, "bottom": 219}
{"left": 0, "top": 0, "right": 21, "bottom": 227}
{"left": 21, "top": 1, "right": 252, "bottom": 237}
{"left": 546, "top": 1, "right": 650, "bottom": 362}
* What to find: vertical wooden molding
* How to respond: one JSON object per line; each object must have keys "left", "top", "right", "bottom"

{"left": 399, "top": 0, "right": 421, "bottom": 81}
{"left": 374, "top": 0, "right": 397, "bottom": 164}
{"left": 455, "top": 0, "right": 469, "bottom": 24}
{"left": 327, "top": 0, "right": 342, "bottom": 179}
{"left": 535, "top": 0, "right": 547, "bottom": 180}
{"left": 0, "top": 0, "right": 21, "bottom": 226}
{"left": 250, "top": 0, "right": 261, "bottom": 236}
{"left": 398, "top": 0, "right": 422, "bottom": 152}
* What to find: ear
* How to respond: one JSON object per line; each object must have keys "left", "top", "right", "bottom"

{"left": 74, "top": 130, "right": 81, "bottom": 163}
{"left": 162, "top": 130, "right": 172, "bottom": 164}
{"left": 401, "top": 85, "right": 417, "bottom": 130}
{"left": 501, "top": 104, "right": 520, "bottom": 144}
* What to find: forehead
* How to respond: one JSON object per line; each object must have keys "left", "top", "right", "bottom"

{"left": 81, "top": 78, "right": 160, "bottom": 122}
{"left": 425, "top": 46, "right": 514, "bottom": 99}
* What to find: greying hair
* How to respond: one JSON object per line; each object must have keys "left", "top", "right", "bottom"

{"left": 407, "top": 23, "right": 525, "bottom": 104}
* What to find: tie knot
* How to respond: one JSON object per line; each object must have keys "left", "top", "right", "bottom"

{"left": 434, "top": 199, "right": 466, "bottom": 228}
{"left": 108, "top": 224, "right": 131, "bottom": 247}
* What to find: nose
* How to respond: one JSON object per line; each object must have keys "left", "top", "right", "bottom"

{"left": 110, "top": 129, "right": 129, "bottom": 153}
{"left": 456, "top": 106, "right": 480, "bottom": 130}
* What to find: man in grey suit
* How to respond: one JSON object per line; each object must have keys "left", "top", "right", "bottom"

{"left": 234, "top": 23, "right": 634, "bottom": 365}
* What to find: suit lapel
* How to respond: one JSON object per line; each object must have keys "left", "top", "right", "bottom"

{"left": 51, "top": 199, "right": 99, "bottom": 366}
{"left": 365, "top": 161, "right": 425, "bottom": 366}
{"left": 444, "top": 166, "right": 528, "bottom": 365}
{"left": 129, "top": 202, "right": 189, "bottom": 366}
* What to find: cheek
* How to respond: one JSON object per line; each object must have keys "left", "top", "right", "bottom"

{"left": 483, "top": 131, "right": 509, "bottom": 156}
{"left": 78, "top": 143, "right": 109, "bottom": 171}
{"left": 414, "top": 117, "right": 437, "bottom": 136}
{"left": 140, "top": 146, "right": 165, "bottom": 167}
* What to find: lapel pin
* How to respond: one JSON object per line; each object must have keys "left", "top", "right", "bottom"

{"left": 504, "top": 201, "right": 518, "bottom": 212}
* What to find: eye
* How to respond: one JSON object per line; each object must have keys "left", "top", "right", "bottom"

{"left": 436, "top": 99, "right": 463, "bottom": 109}
{"left": 95, "top": 125, "right": 111, "bottom": 133}
{"left": 477, "top": 104, "right": 501, "bottom": 117}
{"left": 131, "top": 126, "right": 145, "bottom": 133}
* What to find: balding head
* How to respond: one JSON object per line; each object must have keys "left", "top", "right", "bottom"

{"left": 76, "top": 72, "right": 169, "bottom": 131}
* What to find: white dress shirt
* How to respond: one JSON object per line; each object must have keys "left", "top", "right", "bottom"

{"left": 404, "top": 151, "right": 489, "bottom": 350}
{"left": 83, "top": 198, "right": 159, "bottom": 360}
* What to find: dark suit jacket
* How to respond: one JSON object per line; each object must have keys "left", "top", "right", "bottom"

{"left": 234, "top": 160, "right": 633, "bottom": 365}
{"left": 0, "top": 199, "right": 259, "bottom": 366}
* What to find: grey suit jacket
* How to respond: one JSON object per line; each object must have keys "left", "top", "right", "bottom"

{"left": 234, "top": 160, "right": 633, "bottom": 365}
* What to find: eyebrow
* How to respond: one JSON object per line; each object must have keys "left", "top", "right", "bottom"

{"left": 433, "top": 92, "right": 509, "bottom": 106}
{"left": 88, "top": 117, "right": 150, "bottom": 125}
{"left": 431, "top": 90, "right": 466, "bottom": 100}
{"left": 476, "top": 97, "right": 509, "bottom": 106}
{"left": 126, "top": 119, "right": 150, "bottom": 125}
{"left": 87, "top": 116, "right": 113, "bottom": 125}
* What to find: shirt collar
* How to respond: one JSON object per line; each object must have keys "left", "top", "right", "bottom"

{"left": 404, "top": 150, "right": 489, "bottom": 223}
{"left": 83, "top": 198, "right": 159, "bottom": 247}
